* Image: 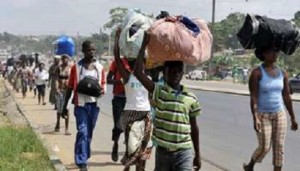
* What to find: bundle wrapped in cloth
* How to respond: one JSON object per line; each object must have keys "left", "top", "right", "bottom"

{"left": 147, "top": 16, "right": 213, "bottom": 65}
{"left": 119, "top": 9, "right": 153, "bottom": 58}
{"left": 237, "top": 14, "right": 300, "bottom": 55}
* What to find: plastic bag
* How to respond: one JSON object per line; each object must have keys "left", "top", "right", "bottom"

{"left": 128, "top": 120, "right": 145, "bottom": 155}
{"left": 119, "top": 9, "right": 153, "bottom": 58}
{"left": 147, "top": 16, "right": 213, "bottom": 65}
{"left": 237, "top": 14, "right": 300, "bottom": 55}
{"left": 54, "top": 35, "right": 75, "bottom": 57}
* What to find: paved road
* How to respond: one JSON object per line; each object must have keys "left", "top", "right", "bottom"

{"left": 192, "top": 90, "right": 300, "bottom": 171}
{"left": 100, "top": 86, "right": 300, "bottom": 171}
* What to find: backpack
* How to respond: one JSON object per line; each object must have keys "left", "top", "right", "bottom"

{"left": 237, "top": 14, "right": 300, "bottom": 55}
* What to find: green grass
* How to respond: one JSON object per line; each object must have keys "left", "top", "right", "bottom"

{"left": 0, "top": 126, "right": 54, "bottom": 171}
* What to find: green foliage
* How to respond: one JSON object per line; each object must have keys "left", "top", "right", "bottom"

{"left": 212, "top": 54, "right": 236, "bottom": 67}
{"left": 104, "top": 7, "right": 128, "bottom": 30}
{"left": 212, "top": 12, "right": 246, "bottom": 51}
{"left": 293, "top": 11, "right": 300, "bottom": 26}
{"left": 0, "top": 126, "right": 54, "bottom": 170}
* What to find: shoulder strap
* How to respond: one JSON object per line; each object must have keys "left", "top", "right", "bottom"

{"left": 78, "top": 63, "right": 99, "bottom": 80}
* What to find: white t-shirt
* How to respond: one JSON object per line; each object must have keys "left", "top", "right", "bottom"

{"left": 124, "top": 74, "right": 150, "bottom": 111}
{"left": 35, "top": 69, "right": 48, "bottom": 85}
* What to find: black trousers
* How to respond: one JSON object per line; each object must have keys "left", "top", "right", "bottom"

{"left": 111, "top": 96, "right": 126, "bottom": 142}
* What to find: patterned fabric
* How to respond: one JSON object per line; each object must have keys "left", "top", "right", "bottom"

{"left": 121, "top": 110, "right": 152, "bottom": 168}
{"left": 56, "top": 91, "right": 66, "bottom": 114}
{"left": 152, "top": 83, "right": 201, "bottom": 150}
{"left": 49, "top": 64, "right": 59, "bottom": 104}
{"left": 251, "top": 110, "right": 287, "bottom": 166}
{"left": 147, "top": 17, "right": 212, "bottom": 65}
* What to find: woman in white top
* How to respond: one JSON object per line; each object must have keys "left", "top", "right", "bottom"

{"left": 114, "top": 28, "right": 152, "bottom": 171}
{"left": 35, "top": 62, "right": 48, "bottom": 105}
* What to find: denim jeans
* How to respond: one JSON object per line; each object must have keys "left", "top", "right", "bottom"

{"left": 111, "top": 96, "right": 126, "bottom": 141}
{"left": 74, "top": 103, "right": 99, "bottom": 166}
{"left": 155, "top": 147, "right": 194, "bottom": 171}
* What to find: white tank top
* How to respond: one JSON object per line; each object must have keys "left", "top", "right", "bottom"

{"left": 124, "top": 74, "right": 150, "bottom": 111}
{"left": 80, "top": 67, "right": 98, "bottom": 80}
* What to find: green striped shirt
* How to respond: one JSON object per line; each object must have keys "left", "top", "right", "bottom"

{"left": 152, "top": 83, "right": 201, "bottom": 150}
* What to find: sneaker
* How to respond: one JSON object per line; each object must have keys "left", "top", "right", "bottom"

{"left": 111, "top": 143, "right": 119, "bottom": 162}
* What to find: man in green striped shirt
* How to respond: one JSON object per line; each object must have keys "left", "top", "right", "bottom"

{"left": 134, "top": 34, "right": 202, "bottom": 171}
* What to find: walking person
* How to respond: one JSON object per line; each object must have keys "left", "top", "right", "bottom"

{"left": 32, "top": 62, "right": 39, "bottom": 98}
{"left": 134, "top": 33, "right": 202, "bottom": 171}
{"left": 17, "top": 62, "right": 31, "bottom": 98}
{"left": 28, "top": 62, "right": 35, "bottom": 92}
{"left": 34, "top": 62, "right": 48, "bottom": 105}
{"left": 54, "top": 54, "right": 71, "bottom": 135}
{"left": 243, "top": 46, "right": 298, "bottom": 171}
{"left": 62, "top": 40, "right": 106, "bottom": 171}
{"left": 114, "top": 29, "right": 152, "bottom": 171}
{"left": 106, "top": 58, "right": 130, "bottom": 162}
{"left": 13, "top": 62, "right": 22, "bottom": 93}
{"left": 49, "top": 55, "right": 60, "bottom": 109}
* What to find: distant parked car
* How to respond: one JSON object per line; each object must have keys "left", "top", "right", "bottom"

{"left": 185, "top": 70, "right": 207, "bottom": 80}
{"left": 289, "top": 73, "right": 300, "bottom": 94}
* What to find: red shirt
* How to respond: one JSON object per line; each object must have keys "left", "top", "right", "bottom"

{"left": 109, "top": 58, "right": 130, "bottom": 96}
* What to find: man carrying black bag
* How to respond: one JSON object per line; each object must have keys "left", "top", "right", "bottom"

{"left": 62, "top": 40, "right": 106, "bottom": 171}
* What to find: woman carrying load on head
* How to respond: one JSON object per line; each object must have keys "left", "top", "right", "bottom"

{"left": 244, "top": 46, "right": 298, "bottom": 171}
{"left": 114, "top": 28, "right": 152, "bottom": 171}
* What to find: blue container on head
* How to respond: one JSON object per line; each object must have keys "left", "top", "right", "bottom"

{"left": 54, "top": 35, "right": 75, "bottom": 57}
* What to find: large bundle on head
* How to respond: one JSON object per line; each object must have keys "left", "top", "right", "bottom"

{"left": 237, "top": 14, "right": 300, "bottom": 55}
{"left": 147, "top": 16, "right": 213, "bottom": 65}
{"left": 54, "top": 35, "right": 75, "bottom": 57}
{"left": 119, "top": 9, "right": 153, "bottom": 58}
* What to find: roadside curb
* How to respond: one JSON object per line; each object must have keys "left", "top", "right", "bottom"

{"left": 185, "top": 84, "right": 300, "bottom": 102}
{"left": 3, "top": 80, "right": 67, "bottom": 171}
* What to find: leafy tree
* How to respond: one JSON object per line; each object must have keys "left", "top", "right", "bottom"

{"left": 211, "top": 12, "right": 246, "bottom": 51}
{"left": 104, "top": 7, "right": 128, "bottom": 30}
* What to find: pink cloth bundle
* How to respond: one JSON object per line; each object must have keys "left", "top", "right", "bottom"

{"left": 147, "top": 16, "right": 213, "bottom": 65}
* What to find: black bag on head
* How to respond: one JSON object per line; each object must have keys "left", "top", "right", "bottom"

{"left": 237, "top": 14, "right": 300, "bottom": 55}
{"left": 77, "top": 66, "right": 102, "bottom": 98}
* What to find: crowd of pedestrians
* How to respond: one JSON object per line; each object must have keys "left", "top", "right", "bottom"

{"left": 2, "top": 32, "right": 298, "bottom": 171}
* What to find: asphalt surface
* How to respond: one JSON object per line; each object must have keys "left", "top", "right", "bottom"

{"left": 100, "top": 85, "right": 300, "bottom": 171}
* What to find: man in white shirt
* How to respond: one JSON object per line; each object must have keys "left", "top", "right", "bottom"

{"left": 35, "top": 63, "right": 48, "bottom": 105}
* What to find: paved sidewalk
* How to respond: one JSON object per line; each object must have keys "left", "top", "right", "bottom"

{"left": 5, "top": 81, "right": 224, "bottom": 171}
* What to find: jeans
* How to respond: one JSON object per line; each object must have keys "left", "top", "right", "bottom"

{"left": 155, "top": 147, "right": 194, "bottom": 171}
{"left": 74, "top": 103, "right": 100, "bottom": 166}
{"left": 112, "top": 96, "right": 126, "bottom": 141}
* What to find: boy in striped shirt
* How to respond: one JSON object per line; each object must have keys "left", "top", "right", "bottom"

{"left": 134, "top": 34, "right": 202, "bottom": 171}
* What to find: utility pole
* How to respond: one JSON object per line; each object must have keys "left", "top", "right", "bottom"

{"left": 209, "top": 0, "right": 216, "bottom": 78}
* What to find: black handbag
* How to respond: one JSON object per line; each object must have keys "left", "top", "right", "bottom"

{"left": 77, "top": 66, "right": 102, "bottom": 97}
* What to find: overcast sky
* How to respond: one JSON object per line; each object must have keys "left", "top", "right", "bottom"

{"left": 0, "top": 0, "right": 299, "bottom": 36}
